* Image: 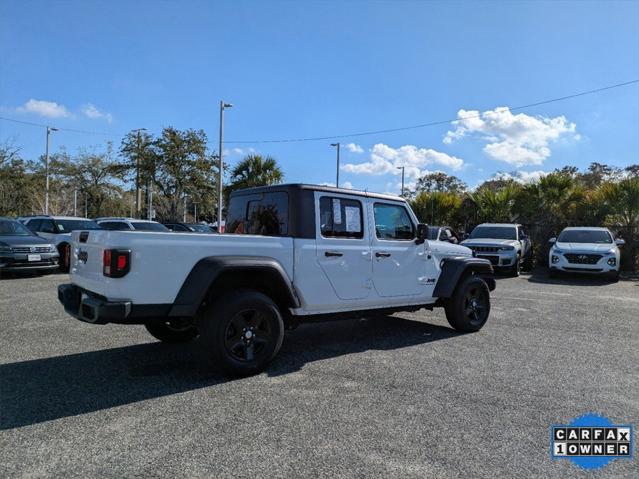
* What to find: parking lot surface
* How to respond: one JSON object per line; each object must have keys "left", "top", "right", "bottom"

{"left": 1, "top": 271, "right": 638, "bottom": 478}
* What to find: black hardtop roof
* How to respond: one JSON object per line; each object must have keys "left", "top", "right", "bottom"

{"left": 230, "top": 183, "right": 405, "bottom": 202}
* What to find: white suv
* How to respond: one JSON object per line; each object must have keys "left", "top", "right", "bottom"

{"left": 95, "top": 218, "right": 170, "bottom": 232}
{"left": 19, "top": 216, "right": 101, "bottom": 271}
{"left": 548, "top": 227, "right": 624, "bottom": 281}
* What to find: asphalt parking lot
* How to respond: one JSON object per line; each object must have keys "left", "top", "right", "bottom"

{"left": 1, "top": 271, "right": 637, "bottom": 478}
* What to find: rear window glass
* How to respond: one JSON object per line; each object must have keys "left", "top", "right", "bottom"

{"left": 227, "top": 192, "right": 289, "bottom": 236}
{"left": 319, "top": 196, "right": 364, "bottom": 239}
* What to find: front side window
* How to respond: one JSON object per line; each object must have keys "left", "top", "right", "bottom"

{"left": 319, "top": 196, "right": 364, "bottom": 239}
{"left": 55, "top": 219, "right": 101, "bottom": 232}
{"left": 427, "top": 227, "right": 440, "bottom": 240}
{"left": 373, "top": 203, "right": 415, "bottom": 240}
{"left": 227, "top": 192, "right": 289, "bottom": 236}
{"left": 40, "top": 219, "right": 56, "bottom": 233}
{"left": 26, "top": 219, "right": 42, "bottom": 232}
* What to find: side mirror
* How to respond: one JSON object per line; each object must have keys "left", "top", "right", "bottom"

{"left": 615, "top": 238, "right": 625, "bottom": 247}
{"left": 415, "top": 223, "right": 428, "bottom": 245}
{"left": 548, "top": 237, "right": 556, "bottom": 244}
{"left": 520, "top": 234, "right": 528, "bottom": 240}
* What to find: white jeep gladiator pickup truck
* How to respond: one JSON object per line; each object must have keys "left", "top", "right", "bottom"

{"left": 58, "top": 184, "right": 495, "bottom": 376}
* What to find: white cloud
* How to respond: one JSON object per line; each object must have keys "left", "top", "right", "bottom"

{"left": 490, "top": 170, "right": 549, "bottom": 184}
{"left": 223, "top": 147, "right": 256, "bottom": 156}
{"left": 16, "top": 99, "right": 70, "bottom": 118}
{"left": 444, "top": 107, "right": 578, "bottom": 167}
{"left": 345, "top": 143, "right": 364, "bottom": 154}
{"left": 81, "top": 103, "right": 113, "bottom": 123}
{"left": 341, "top": 143, "right": 463, "bottom": 180}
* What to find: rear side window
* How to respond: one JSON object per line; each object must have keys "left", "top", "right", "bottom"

{"left": 373, "top": 203, "right": 415, "bottom": 240}
{"left": 227, "top": 192, "right": 289, "bottom": 236}
{"left": 319, "top": 196, "right": 364, "bottom": 239}
{"left": 131, "top": 222, "right": 170, "bottom": 232}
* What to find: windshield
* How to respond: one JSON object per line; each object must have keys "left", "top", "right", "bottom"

{"left": 427, "top": 227, "right": 440, "bottom": 240}
{"left": 0, "top": 220, "right": 34, "bottom": 236}
{"left": 469, "top": 226, "right": 517, "bottom": 240}
{"left": 131, "top": 222, "right": 170, "bottom": 232}
{"left": 56, "top": 219, "right": 101, "bottom": 233}
{"left": 558, "top": 230, "right": 612, "bottom": 244}
{"left": 188, "top": 224, "right": 212, "bottom": 233}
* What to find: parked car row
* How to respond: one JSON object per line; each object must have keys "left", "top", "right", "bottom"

{"left": 0, "top": 215, "right": 219, "bottom": 276}
{"left": 428, "top": 222, "right": 624, "bottom": 282}
{"left": 1, "top": 204, "right": 627, "bottom": 283}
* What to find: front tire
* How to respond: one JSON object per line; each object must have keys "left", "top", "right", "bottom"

{"left": 145, "top": 319, "right": 199, "bottom": 343}
{"left": 444, "top": 275, "right": 490, "bottom": 332}
{"left": 508, "top": 257, "right": 521, "bottom": 277}
{"left": 198, "top": 289, "right": 284, "bottom": 377}
{"left": 607, "top": 271, "right": 620, "bottom": 283}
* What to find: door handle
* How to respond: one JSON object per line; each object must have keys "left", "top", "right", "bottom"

{"left": 324, "top": 251, "right": 343, "bottom": 257}
{"left": 375, "top": 252, "right": 391, "bottom": 258}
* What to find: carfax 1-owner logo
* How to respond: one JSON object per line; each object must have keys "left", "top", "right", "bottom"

{"left": 551, "top": 413, "right": 634, "bottom": 470}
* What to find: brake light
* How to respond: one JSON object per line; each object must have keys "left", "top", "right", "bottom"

{"left": 103, "top": 249, "right": 131, "bottom": 278}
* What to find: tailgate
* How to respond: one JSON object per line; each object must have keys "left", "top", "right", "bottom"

{"left": 69, "top": 230, "right": 118, "bottom": 297}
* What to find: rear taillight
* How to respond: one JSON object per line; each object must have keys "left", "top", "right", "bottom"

{"left": 103, "top": 249, "right": 131, "bottom": 278}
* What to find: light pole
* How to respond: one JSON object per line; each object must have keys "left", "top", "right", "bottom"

{"left": 218, "top": 100, "right": 232, "bottom": 233}
{"left": 183, "top": 195, "right": 188, "bottom": 222}
{"left": 193, "top": 202, "right": 198, "bottom": 223}
{"left": 148, "top": 182, "right": 153, "bottom": 220}
{"left": 73, "top": 189, "right": 78, "bottom": 216}
{"left": 44, "top": 126, "right": 58, "bottom": 214}
{"left": 397, "top": 166, "right": 405, "bottom": 197}
{"left": 132, "top": 128, "right": 147, "bottom": 218}
{"left": 330, "top": 143, "right": 340, "bottom": 188}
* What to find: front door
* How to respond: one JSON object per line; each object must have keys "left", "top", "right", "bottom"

{"left": 370, "top": 201, "right": 427, "bottom": 297}
{"left": 315, "top": 194, "right": 372, "bottom": 300}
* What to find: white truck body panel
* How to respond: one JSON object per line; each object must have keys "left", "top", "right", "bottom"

{"left": 71, "top": 231, "right": 294, "bottom": 304}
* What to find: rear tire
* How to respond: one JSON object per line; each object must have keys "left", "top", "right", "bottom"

{"left": 444, "top": 275, "right": 490, "bottom": 332}
{"left": 145, "top": 320, "right": 199, "bottom": 343}
{"left": 198, "top": 289, "right": 284, "bottom": 377}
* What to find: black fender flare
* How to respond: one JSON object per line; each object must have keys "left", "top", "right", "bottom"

{"left": 168, "top": 256, "right": 299, "bottom": 317}
{"left": 432, "top": 257, "right": 495, "bottom": 299}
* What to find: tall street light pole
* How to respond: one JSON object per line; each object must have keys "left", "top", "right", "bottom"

{"left": 73, "top": 189, "right": 78, "bottom": 216}
{"left": 44, "top": 126, "right": 58, "bottom": 214}
{"left": 397, "top": 166, "right": 405, "bottom": 197}
{"left": 218, "top": 101, "right": 232, "bottom": 233}
{"left": 132, "top": 128, "right": 147, "bottom": 218}
{"left": 330, "top": 143, "right": 340, "bottom": 187}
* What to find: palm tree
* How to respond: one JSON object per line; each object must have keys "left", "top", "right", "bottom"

{"left": 229, "top": 154, "right": 284, "bottom": 192}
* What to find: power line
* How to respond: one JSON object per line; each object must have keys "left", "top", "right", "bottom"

{"left": 225, "top": 79, "right": 639, "bottom": 144}
{"left": 1, "top": 79, "right": 638, "bottom": 144}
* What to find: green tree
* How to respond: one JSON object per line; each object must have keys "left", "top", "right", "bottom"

{"left": 228, "top": 154, "right": 283, "bottom": 192}
{"left": 410, "top": 190, "right": 462, "bottom": 225}
{"left": 411, "top": 172, "right": 466, "bottom": 198}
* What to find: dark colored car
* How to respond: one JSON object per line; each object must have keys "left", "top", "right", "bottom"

{"left": 0, "top": 218, "right": 60, "bottom": 274}
{"left": 163, "top": 222, "right": 216, "bottom": 233}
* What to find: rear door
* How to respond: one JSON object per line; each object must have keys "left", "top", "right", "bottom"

{"left": 315, "top": 194, "right": 372, "bottom": 300}
{"left": 370, "top": 201, "right": 426, "bottom": 297}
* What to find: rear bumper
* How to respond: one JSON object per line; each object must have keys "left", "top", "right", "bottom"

{"left": 58, "top": 283, "right": 131, "bottom": 324}
{"left": 57, "top": 283, "right": 172, "bottom": 325}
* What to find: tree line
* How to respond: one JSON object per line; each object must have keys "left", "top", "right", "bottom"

{"left": 0, "top": 127, "right": 282, "bottom": 222}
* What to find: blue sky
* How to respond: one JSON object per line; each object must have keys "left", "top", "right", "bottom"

{"left": 1, "top": 0, "right": 638, "bottom": 194}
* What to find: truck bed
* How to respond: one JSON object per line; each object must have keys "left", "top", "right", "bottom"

{"left": 70, "top": 230, "right": 295, "bottom": 304}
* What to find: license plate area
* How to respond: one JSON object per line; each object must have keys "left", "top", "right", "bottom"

{"left": 27, "top": 254, "right": 41, "bottom": 262}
